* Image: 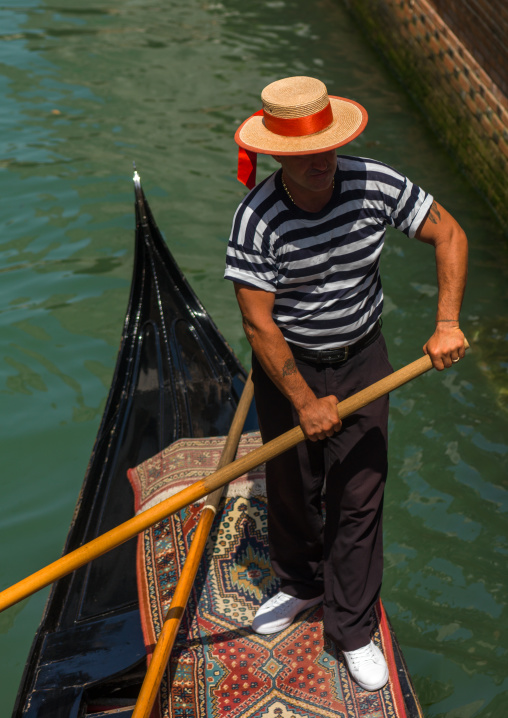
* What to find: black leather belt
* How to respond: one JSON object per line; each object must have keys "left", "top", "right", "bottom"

{"left": 288, "top": 319, "right": 382, "bottom": 366}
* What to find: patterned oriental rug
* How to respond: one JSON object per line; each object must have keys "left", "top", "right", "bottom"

{"left": 128, "top": 432, "right": 423, "bottom": 718}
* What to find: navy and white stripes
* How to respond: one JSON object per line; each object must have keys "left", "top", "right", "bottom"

{"left": 225, "top": 155, "right": 432, "bottom": 349}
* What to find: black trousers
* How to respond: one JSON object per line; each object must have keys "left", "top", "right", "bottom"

{"left": 252, "top": 333, "right": 393, "bottom": 651}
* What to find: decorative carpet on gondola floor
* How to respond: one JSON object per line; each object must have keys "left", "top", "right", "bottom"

{"left": 128, "top": 432, "right": 420, "bottom": 718}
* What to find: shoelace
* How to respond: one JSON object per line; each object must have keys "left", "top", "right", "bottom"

{"left": 266, "top": 593, "right": 299, "bottom": 612}
{"left": 346, "top": 644, "right": 376, "bottom": 668}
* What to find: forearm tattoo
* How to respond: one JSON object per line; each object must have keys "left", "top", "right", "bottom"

{"left": 241, "top": 314, "right": 255, "bottom": 341}
{"left": 282, "top": 358, "right": 297, "bottom": 377}
{"left": 428, "top": 201, "right": 442, "bottom": 225}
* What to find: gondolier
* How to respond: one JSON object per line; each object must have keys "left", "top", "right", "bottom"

{"left": 224, "top": 76, "right": 468, "bottom": 691}
{"left": 9, "top": 171, "right": 430, "bottom": 716}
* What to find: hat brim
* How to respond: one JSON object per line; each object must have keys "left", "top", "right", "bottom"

{"left": 235, "top": 96, "right": 368, "bottom": 156}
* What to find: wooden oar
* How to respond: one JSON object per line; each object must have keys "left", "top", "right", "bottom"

{"left": 131, "top": 371, "right": 254, "bottom": 718}
{"left": 0, "top": 344, "right": 469, "bottom": 613}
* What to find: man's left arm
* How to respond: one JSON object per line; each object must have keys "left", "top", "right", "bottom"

{"left": 415, "top": 200, "right": 468, "bottom": 370}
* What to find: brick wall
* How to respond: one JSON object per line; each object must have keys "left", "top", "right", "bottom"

{"left": 428, "top": 0, "right": 507, "bottom": 97}
{"left": 341, "top": 0, "right": 508, "bottom": 229}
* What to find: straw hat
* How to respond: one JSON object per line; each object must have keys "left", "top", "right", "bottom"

{"left": 235, "top": 76, "right": 368, "bottom": 188}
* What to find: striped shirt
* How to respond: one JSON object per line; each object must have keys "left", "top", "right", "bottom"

{"left": 225, "top": 155, "right": 433, "bottom": 349}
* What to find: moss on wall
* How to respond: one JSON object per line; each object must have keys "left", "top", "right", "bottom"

{"left": 340, "top": 0, "right": 508, "bottom": 231}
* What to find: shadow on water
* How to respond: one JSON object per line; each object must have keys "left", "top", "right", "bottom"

{"left": 0, "top": 0, "right": 507, "bottom": 715}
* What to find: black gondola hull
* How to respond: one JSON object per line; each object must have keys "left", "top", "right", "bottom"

{"left": 13, "top": 173, "right": 256, "bottom": 717}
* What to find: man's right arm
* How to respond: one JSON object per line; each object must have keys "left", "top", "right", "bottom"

{"left": 234, "top": 282, "right": 341, "bottom": 441}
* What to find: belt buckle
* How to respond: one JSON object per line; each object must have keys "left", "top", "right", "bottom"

{"left": 343, "top": 346, "right": 349, "bottom": 361}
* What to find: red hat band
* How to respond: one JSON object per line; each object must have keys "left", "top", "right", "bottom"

{"left": 263, "top": 102, "right": 333, "bottom": 137}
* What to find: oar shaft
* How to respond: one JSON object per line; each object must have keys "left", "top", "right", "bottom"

{"left": 132, "top": 372, "right": 254, "bottom": 718}
{"left": 0, "top": 347, "right": 464, "bottom": 613}
{"left": 133, "top": 504, "right": 214, "bottom": 717}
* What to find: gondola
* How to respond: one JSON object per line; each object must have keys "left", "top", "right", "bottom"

{"left": 13, "top": 170, "right": 257, "bottom": 717}
{"left": 13, "top": 171, "right": 422, "bottom": 717}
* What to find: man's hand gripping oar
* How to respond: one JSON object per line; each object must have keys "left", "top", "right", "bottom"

{"left": 0, "top": 341, "right": 469, "bottom": 613}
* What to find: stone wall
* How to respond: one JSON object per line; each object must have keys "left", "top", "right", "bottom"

{"left": 340, "top": 0, "right": 508, "bottom": 229}
{"left": 428, "top": 0, "right": 507, "bottom": 98}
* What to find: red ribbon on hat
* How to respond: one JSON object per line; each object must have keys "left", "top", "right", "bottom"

{"left": 264, "top": 102, "right": 333, "bottom": 137}
{"left": 237, "top": 110, "right": 263, "bottom": 190}
{"left": 237, "top": 104, "right": 333, "bottom": 189}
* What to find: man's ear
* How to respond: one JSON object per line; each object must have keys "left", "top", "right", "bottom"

{"left": 271, "top": 155, "right": 282, "bottom": 164}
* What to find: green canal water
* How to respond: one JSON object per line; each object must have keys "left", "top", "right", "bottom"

{"left": 0, "top": 1, "right": 507, "bottom": 715}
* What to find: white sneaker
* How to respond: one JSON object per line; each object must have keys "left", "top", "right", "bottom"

{"left": 343, "top": 641, "right": 389, "bottom": 691}
{"left": 252, "top": 591, "right": 323, "bottom": 635}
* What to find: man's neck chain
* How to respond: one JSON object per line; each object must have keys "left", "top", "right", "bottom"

{"left": 281, "top": 174, "right": 295, "bottom": 204}
{"left": 281, "top": 174, "right": 334, "bottom": 206}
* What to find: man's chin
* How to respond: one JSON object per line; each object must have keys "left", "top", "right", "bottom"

{"left": 309, "top": 175, "right": 334, "bottom": 192}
